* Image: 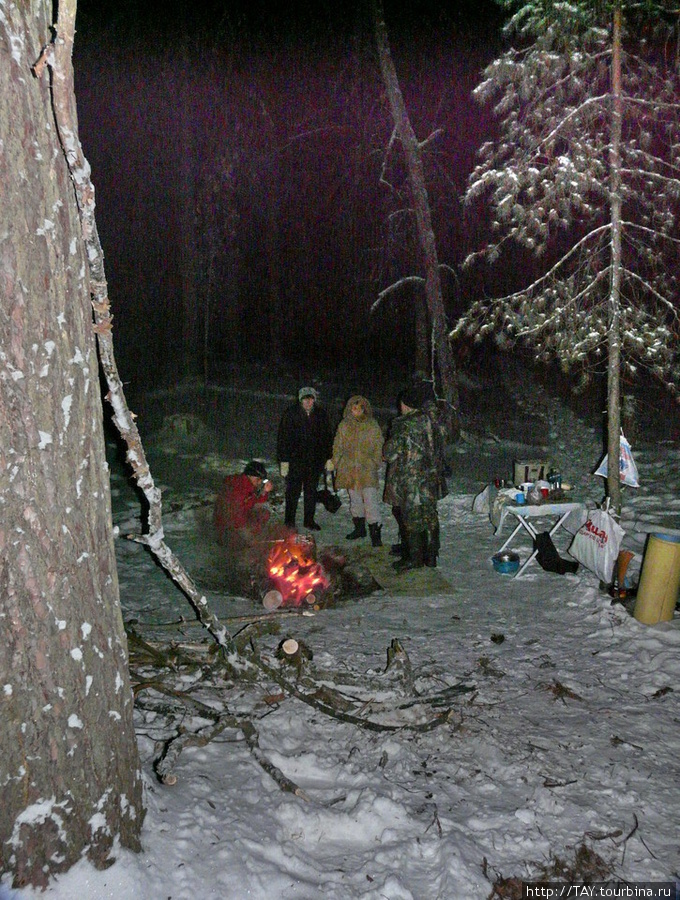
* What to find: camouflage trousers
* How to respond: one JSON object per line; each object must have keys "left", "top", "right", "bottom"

{"left": 402, "top": 499, "right": 439, "bottom": 534}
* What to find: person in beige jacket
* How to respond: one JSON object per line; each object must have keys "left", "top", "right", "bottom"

{"left": 329, "top": 395, "right": 384, "bottom": 546}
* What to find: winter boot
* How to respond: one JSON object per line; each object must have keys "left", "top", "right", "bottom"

{"left": 390, "top": 507, "right": 407, "bottom": 555}
{"left": 346, "top": 517, "right": 366, "bottom": 540}
{"left": 393, "top": 532, "right": 426, "bottom": 572}
{"left": 424, "top": 525, "right": 440, "bottom": 568}
{"left": 369, "top": 523, "right": 383, "bottom": 548}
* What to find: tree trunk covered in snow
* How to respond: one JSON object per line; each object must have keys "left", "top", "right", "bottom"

{"left": 606, "top": 7, "right": 623, "bottom": 515}
{"left": 0, "top": 0, "right": 144, "bottom": 888}
{"left": 370, "top": 0, "right": 460, "bottom": 418}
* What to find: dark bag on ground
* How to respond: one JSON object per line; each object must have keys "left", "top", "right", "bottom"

{"left": 317, "top": 472, "right": 342, "bottom": 514}
{"left": 534, "top": 531, "right": 579, "bottom": 575}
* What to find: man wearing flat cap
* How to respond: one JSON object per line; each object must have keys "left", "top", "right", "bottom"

{"left": 277, "top": 386, "right": 333, "bottom": 531}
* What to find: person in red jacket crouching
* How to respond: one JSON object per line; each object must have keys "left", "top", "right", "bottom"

{"left": 213, "top": 460, "right": 273, "bottom": 551}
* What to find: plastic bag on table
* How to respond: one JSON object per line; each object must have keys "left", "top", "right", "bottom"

{"left": 527, "top": 480, "right": 550, "bottom": 504}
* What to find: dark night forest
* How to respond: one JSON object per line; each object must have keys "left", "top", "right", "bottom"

{"left": 72, "top": 0, "right": 507, "bottom": 391}
{"left": 71, "top": 0, "right": 680, "bottom": 439}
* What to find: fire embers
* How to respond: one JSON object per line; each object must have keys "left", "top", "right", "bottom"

{"left": 265, "top": 534, "right": 330, "bottom": 607}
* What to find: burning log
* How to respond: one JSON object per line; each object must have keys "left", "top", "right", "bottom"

{"left": 267, "top": 534, "right": 330, "bottom": 606}
{"left": 266, "top": 534, "right": 330, "bottom": 607}
{"left": 260, "top": 533, "right": 379, "bottom": 610}
{"left": 208, "top": 522, "right": 379, "bottom": 609}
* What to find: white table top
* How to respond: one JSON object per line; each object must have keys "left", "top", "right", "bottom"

{"left": 496, "top": 500, "right": 587, "bottom": 534}
{"left": 507, "top": 501, "right": 585, "bottom": 518}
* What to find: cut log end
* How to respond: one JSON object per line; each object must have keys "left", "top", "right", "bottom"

{"left": 281, "top": 638, "right": 299, "bottom": 656}
{"left": 263, "top": 590, "right": 283, "bottom": 611}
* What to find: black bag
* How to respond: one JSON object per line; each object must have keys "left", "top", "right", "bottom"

{"left": 317, "top": 471, "right": 342, "bottom": 514}
{"left": 534, "top": 531, "right": 579, "bottom": 575}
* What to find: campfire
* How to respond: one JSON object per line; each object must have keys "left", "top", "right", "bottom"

{"left": 265, "top": 534, "right": 330, "bottom": 608}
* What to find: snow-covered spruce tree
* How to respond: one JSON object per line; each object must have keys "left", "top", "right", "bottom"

{"left": 453, "top": 0, "right": 680, "bottom": 512}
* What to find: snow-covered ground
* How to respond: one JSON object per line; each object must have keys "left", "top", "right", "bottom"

{"left": 9, "top": 363, "right": 680, "bottom": 899}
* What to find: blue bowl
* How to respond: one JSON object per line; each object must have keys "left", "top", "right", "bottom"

{"left": 492, "top": 551, "right": 520, "bottom": 575}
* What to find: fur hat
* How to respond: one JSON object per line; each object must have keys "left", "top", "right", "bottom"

{"left": 244, "top": 460, "right": 268, "bottom": 480}
{"left": 298, "top": 386, "right": 318, "bottom": 402}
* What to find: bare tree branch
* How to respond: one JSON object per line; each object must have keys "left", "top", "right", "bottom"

{"left": 370, "top": 275, "right": 425, "bottom": 313}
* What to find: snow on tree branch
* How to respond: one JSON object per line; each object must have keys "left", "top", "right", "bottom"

{"left": 457, "top": 0, "right": 680, "bottom": 398}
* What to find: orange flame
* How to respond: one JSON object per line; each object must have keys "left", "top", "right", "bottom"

{"left": 267, "top": 535, "right": 330, "bottom": 606}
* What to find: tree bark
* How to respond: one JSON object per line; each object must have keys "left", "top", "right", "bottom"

{"left": 414, "top": 301, "right": 429, "bottom": 378}
{"left": 175, "top": 35, "right": 201, "bottom": 382}
{"left": 607, "top": 7, "right": 623, "bottom": 514}
{"left": 0, "top": 1, "right": 144, "bottom": 887}
{"left": 370, "top": 0, "right": 460, "bottom": 420}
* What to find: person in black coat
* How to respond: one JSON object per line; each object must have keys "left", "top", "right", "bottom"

{"left": 277, "top": 386, "right": 333, "bottom": 531}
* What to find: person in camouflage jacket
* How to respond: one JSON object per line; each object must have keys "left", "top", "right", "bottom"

{"left": 383, "top": 384, "right": 446, "bottom": 570}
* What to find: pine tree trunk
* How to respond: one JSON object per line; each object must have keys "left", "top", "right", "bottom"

{"left": 176, "top": 42, "right": 201, "bottom": 382}
{"left": 266, "top": 175, "right": 283, "bottom": 362}
{"left": 370, "top": 0, "right": 460, "bottom": 423}
{"left": 414, "top": 300, "right": 429, "bottom": 377}
{"left": 607, "top": 7, "right": 623, "bottom": 514}
{"left": 0, "top": 1, "right": 144, "bottom": 887}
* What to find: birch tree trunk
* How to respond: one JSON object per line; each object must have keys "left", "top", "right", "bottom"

{"left": 370, "top": 0, "right": 460, "bottom": 419}
{"left": 0, "top": 0, "right": 144, "bottom": 887}
{"left": 607, "top": 7, "right": 623, "bottom": 514}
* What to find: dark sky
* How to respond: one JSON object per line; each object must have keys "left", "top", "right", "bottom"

{"left": 75, "top": 0, "right": 504, "bottom": 42}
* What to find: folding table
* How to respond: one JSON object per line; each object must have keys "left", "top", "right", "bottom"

{"left": 496, "top": 502, "right": 587, "bottom": 577}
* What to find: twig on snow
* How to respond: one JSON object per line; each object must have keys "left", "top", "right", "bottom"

{"left": 239, "top": 720, "right": 310, "bottom": 800}
{"left": 155, "top": 716, "right": 234, "bottom": 786}
{"left": 137, "top": 681, "right": 308, "bottom": 797}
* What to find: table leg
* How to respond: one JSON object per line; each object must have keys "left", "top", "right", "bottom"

{"left": 548, "top": 511, "right": 573, "bottom": 540}
{"left": 497, "top": 521, "right": 523, "bottom": 554}
{"left": 515, "top": 511, "right": 574, "bottom": 577}
{"left": 514, "top": 519, "right": 540, "bottom": 577}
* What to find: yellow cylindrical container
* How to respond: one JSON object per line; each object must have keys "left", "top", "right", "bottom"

{"left": 633, "top": 533, "right": 680, "bottom": 625}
